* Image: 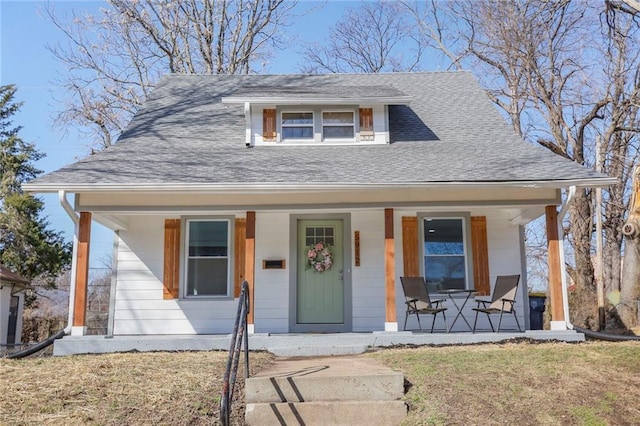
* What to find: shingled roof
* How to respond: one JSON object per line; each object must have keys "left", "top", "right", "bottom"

{"left": 0, "top": 264, "right": 30, "bottom": 287}
{"left": 25, "top": 72, "right": 613, "bottom": 191}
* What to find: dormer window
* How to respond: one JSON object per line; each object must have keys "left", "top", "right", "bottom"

{"left": 222, "top": 85, "right": 411, "bottom": 146}
{"left": 322, "top": 111, "right": 355, "bottom": 139}
{"left": 282, "top": 112, "right": 314, "bottom": 140}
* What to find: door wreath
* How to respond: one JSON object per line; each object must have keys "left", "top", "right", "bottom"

{"left": 306, "top": 242, "right": 333, "bottom": 272}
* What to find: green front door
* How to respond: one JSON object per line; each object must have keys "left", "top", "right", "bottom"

{"left": 297, "top": 219, "right": 344, "bottom": 324}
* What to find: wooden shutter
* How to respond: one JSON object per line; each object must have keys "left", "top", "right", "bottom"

{"left": 234, "top": 218, "right": 247, "bottom": 298}
{"left": 263, "top": 109, "right": 276, "bottom": 141}
{"left": 359, "top": 108, "right": 373, "bottom": 131}
{"left": 470, "top": 216, "right": 490, "bottom": 296}
{"left": 359, "top": 108, "right": 374, "bottom": 141}
{"left": 402, "top": 216, "right": 419, "bottom": 277}
{"left": 163, "top": 219, "right": 181, "bottom": 299}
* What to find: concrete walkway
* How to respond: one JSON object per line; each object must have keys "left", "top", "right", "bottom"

{"left": 53, "top": 329, "right": 584, "bottom": 356}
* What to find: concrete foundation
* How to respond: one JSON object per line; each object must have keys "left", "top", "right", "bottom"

{"left": 53, "top": 329, "right": 585, "bottom": 356}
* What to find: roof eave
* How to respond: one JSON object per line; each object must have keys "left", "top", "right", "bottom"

{"left": 221, "top": 96, "right": 412, "bottom": 105}
{"left": 23, "top": 177, "right": 618, "bottom": 194}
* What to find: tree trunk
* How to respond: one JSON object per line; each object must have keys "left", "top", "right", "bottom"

{"left": 570, "top": 188, "right": 595, "bottom": 291}
{"left": 620, "top": 221, "right": 640, "bottom": 328}
{"left": 620, "top": 166, "right": 640, "bottom": 329}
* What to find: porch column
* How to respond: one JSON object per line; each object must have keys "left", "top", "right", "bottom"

{"left": 245, "top": 211, "right": 256, "bottom": 334}
{"left": 545, "top": 206, "right": 566, "bottom": 330}
{"left": 384, "top": 208, "right": 398, "bottom": 331}
{"left": 72, "top": 212, "right": 92, "bottom": 336}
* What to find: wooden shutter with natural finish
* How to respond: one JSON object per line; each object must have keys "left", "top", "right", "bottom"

{"left": 359, "top": 108, "right": 373, "bottom": 131}
{"left": 359, "top": 108, "right": 374, "bottom": 141}
{"left": 263, "top": 109, "right": 276, "bottom": 141}
{"left": 234, "top": 218, "right": 247, "bottom": 298}
{"left": 401, "top": 216, "right": 419, "bottom": 277}
{"left": 470, "top": 216, "right": 490, "bottom": 296}
{"left": 163, "top": 219, "right": 181, "bottom": 299}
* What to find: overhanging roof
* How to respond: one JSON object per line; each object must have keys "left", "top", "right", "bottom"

{"left": 221, "top": 84, "right": 412, "bottom": 105}
{"left": 24, "top": 72, "right": 615, "bottom": 193}
{"left": 0, "top": 264, "right": 30, "bottom": 288}
{"left": 25, "top": 178, "right": 616, "bottom": 194}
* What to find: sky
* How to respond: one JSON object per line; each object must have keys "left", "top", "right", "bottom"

{"left": 0, "top": 0, "right": 354, "bottom": 269}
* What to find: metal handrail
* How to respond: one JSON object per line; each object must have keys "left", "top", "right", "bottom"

{"left": 220, "top": 281, "right": 250, "bottom": 426}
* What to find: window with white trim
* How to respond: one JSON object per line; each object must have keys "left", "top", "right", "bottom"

{"left": 282, "top": 112, "right": 314, "bottom": 140}
{"left": 185, "top": 219, "right": 230, "bottom": 297}
{"left": 322, "top": 111, "right": 354, "bottom": 139}
{"left": 423, "top": 217, "right": 468, "bottom": 293}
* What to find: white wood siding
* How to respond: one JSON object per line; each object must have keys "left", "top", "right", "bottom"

{"left": 253, "top": 212, "right": 290, "bottom": 333}
{"left": 351, "top": 211, "right": 386, "bottom": 331}
{"left": 250, "top": 104, "right": 389, "bottom": 146}
{"left": 112, "top": 215, "right": 236, "bottom": 335}
{"left": 394, "top": 208, "right": 525, "bottom": 332}
{"left": 111, "top": 208, "right": 528, "bottom": 335}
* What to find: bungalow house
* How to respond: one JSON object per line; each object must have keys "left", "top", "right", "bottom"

{"left": 0, "top": 264, "right": 30, "bottom": 346}
{"left": 23, "top": 72, "right": 614, "bottom": 339}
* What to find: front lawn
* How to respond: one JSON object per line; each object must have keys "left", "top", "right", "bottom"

{"left": 2, "top": 341, "right": 639, "bottom": 425}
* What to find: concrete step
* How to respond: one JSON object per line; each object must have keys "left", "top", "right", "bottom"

{"left": 267, "top": 344, "right": 370, "bottom": 357}
{"left": 245, "top": 400, "right": 407, "bottom": 426}
{"left": 245, "top": 356, "right": 404, "bottom": 403}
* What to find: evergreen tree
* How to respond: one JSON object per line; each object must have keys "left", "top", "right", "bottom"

{"left": 0, "top": 84, "right": 71, "bottom": 299}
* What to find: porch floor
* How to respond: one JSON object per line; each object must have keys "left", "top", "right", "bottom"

{"left": 53, "top": 330, "right": 584, "bottom": 356}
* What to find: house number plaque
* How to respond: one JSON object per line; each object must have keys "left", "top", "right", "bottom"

{"left": 354, "top": 231, "right": 360, "bottom": 267}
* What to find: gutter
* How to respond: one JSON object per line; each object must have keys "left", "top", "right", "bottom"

{"left": 23, "top": 178, "right": 618, "bottom": 194}
{"left": 557, "top": 186, "right": 576, "bottom": 330}
{"left": 2, "top": 192, "right": 79, "bottom": 358}
{"left": 59, "top": 190, "right": 80, "bottom": 336}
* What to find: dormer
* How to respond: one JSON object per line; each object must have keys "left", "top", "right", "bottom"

{"left": 222, "top": 85, "right": 411, "bottom": 146}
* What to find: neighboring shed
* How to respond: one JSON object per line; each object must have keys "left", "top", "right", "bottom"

{"left": 0, "top": 264, "right": 30, "bottom": 346}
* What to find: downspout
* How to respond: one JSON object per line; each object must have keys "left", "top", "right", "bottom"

{"left": 5, "top": 192, "right": 80, "bottom": 358}
{"left": 59, "top": 190, "right": 80, "bottom": 335}
{"left": 557, "top": 186, "right": 576, "bottom": 330}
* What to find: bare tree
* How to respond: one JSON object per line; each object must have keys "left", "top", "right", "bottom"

{"left": 606, "top": 0, "right": 640, "bottom": 16}
{"left": 47, "top": 0, "right": 298, "bottom": 151}
{"left": 409, "top": 0, "right": 640, "bottom": 328}
{"left": 300, "top": 1, "right": 424, "bottom": 73}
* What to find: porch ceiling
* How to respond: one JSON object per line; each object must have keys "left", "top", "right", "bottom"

{"left": 76, "top": 186, "right": 560, "bottom": 213}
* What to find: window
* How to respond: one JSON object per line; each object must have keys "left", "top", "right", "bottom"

{"left": 282, "top": 112, "right": 314, "bottom": 139}
{"left": 423, "top": 218, "right": 467, "bottom": 293}
{"left": 185, "top": 220, "right": 230, "bottom": 297}
{"left": 305, "top": 225, "right": 335, "bottom": 247}
{"left": 322, "top": 111, "right": 354, "bottom": 139}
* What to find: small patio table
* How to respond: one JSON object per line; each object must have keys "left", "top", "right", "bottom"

{"left": 437, "top": 289, "right": 476, "bottom": 332}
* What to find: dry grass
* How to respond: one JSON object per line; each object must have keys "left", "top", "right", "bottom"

{"left": 371, "top": 341, "right": 640, "bottom": 425}
{"left": 0, "top": 351, "right": 275, "bottom": 426}
{"left": 2, "top": 341, "right": 640, "bottom": 425}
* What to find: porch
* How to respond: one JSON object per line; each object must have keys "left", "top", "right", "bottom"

{"left": 52, "top": 329, "right": 584, "bottom": 356}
